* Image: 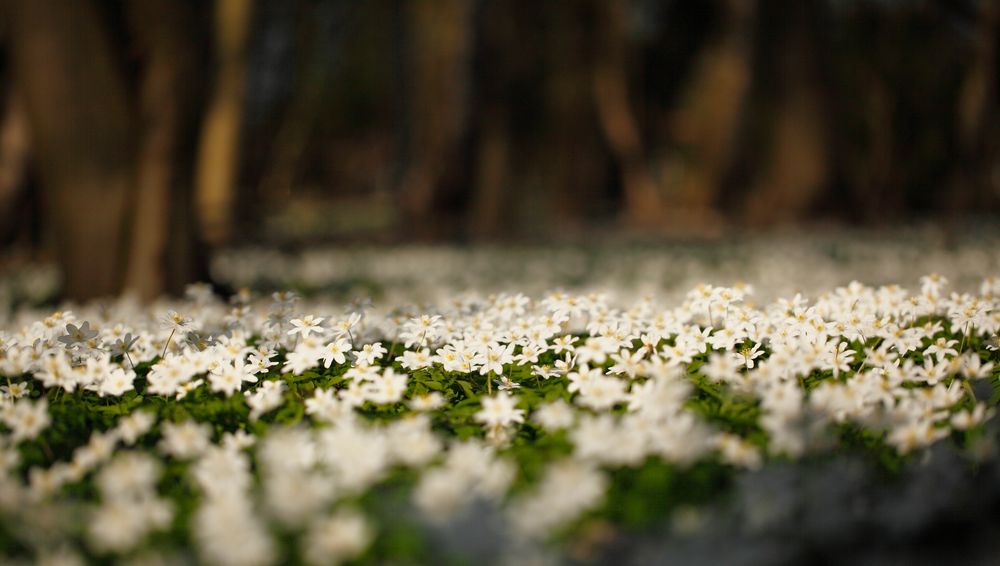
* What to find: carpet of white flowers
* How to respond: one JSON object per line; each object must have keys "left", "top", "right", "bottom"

{"left": 1, "top": 267, "right": 1000, "bottom": 564}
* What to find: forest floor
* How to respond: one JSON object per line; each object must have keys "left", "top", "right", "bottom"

{"left": 0, "top": 230, "right": 999, "bottom": 564}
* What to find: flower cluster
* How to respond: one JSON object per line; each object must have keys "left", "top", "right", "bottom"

{"left": 0, "top": 272, "right": 996, "bottom": 563}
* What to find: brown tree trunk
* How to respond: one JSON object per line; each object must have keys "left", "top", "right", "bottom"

{"left": 0, "top": 91, "right": 30, "bottom": 238}
{"left": 396, "top": 0, "right": 473, "bottom": 237}
{"left": 592, "top": 0, "right": 662, "bottom": 228}
{"left": 948, "top": 1, "right": 999, "bottom": 217}
{"left": 660, "top": 0, "right": 753, "bottom": 235}
{"left": 194, "top": 0, "right": 253, "bottom": 246}
{"left": 469, "top": 108, "right": 510, "bottom": 238}
{"left": 744, "top": 0, "right": 831, "bottom": 228}
{"left": 6, "top": 0, "right": 211, "bottom": 301}
{"left": 5, "top": 0, "right": 136, "bottom": 300}
{"left": 124, "top": 0, "right": 209, "bottom": 300}
{"left": 539, "top": 1, "right": 610, "bottom": 236}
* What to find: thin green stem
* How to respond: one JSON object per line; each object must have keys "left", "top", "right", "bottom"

{"left": 161, "top": 328, "right": 176, "bottom": 359}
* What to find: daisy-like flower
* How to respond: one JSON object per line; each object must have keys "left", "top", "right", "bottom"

{"left": 108, "top": 332, "right": 139, "bottom": 358}
{"left": 951, "top": 404, "right": 992, "bottom": 430}
{"left": 478, "top": 343, "right": 514, "bottom": 376}
{"left": 475, "top": 394, "right": 525, "bottom": 428}
{"left": 320, "top": 338, "right": 353, "bottom": 368}
{"left": 223, "top": 429, "right": 256, "bottom": 451}
{"left": 1, "top": 381, "right": 30, "bottom": 399}
{"left": 400, "top": 348, "right": 432, "bottom": 370}
{"left": 961, "top": 353, "right": 995, "bottom": 380}
{"left": 209, "top": 359, "right": 259, "bottom": 396}
{"left": 364, "top": 368, "right": 408, "bottom": 404}
{"left": 496, "top": 375, "right": 521, "bottom": 392}
{"left": 158, "top": 420, "right": 211, "bottom": 459}
{"left": 288, "top": 315, "right": 326, "bottom": 338}
{"left": 551, "top": 335, "right": 576, "bottom": 354}
{"left": 58, "top": 321, "right": 98, "bottom": 348}
{"left": 354, "top": 342, "right": 387, "bottom": 365}
{"left": 160, "top": 310, "right": 193, "bottom": 331}
{"left": 734, "top": 342, "right": 765, "bottom": 370}
{"left": 245, "top": 380, "right": 286, "bottom": 421}
{"left": 331, "top": 312, "right": 364, "bottom": 339}
{"left": 2, "top": 397, "right": 50, "bottom": 442}
{"left": 409, "top": 392, "right": 445, "bottom": 411}
{"left": 99, "top": 367, "right": 135, "bottom": 397}
{"left": 248, "top": 350, "right": 279, "bottom": 374}
{"left": 532, "top": 399, "right": 575, "bottom": 431}
{"left": 306, "top": 387, "right": 349, "bottom": 422}
{"left": 302, "top": 509, "right": 373, "bottom": 566}
{"left": 531, "top": 364, "right": 561, "bottom": 379}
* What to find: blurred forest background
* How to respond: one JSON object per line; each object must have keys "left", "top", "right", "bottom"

{"left": 0, "top": 0, "right": 999, "bottom": 300}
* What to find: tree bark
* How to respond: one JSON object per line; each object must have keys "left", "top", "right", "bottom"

{"left": 949, "top": 1, "right": 999, "bottom": 216}
{"left": 743, "top": 0, "right": 831, "bottom": 228}
{"left": 396, "top": 0, "right": 473, "bottom": 237}
{"left": 661, "top": 0, "right": 753, "bottom": 235}
{"left": 5, "top": 0, "right": 136, "bottom": 300}
{"left": 124, "top": 0, "right": 209, "bottom": 300}
{"left": 592, "top": 0, "right": 662, "bottom": 228}
{"left": 0, "top": 91, "right": 31, "bottom": 244}
{"left": 6, "top": 0, "right": 211, "bottom": 301}
{"left": 195, "top": 0, "right": 253, "bottom": 246}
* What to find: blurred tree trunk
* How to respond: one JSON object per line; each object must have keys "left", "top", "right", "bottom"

{"left": 258, "top": 1, "right": 340, "bottom": 215}
{"left": 467, "top": 0, "right": 510, "bottom": 239}
{"left": 124, "top": 0, "right": 210, "bottom": 300}
{"left": 540, "top": 1, "right": 610, "bottom": 235}
{"left": 396, "top": 0, "right": 473, "bottom": 238}
{"left": 6, "top": 0, "right": 210, "bottom": 301}
{"left": 661, "top": 0, "right": 753, "bottom": 234}
{"left": 5, "top": 0, "right": 136, "bottom": 300}
{"left": 743, "top": 0, "right": 832, "bottom": 227}
{"left": 948, "top": 1, "right": 999, "bottom": 218}
{"left": 592, "top": 0, "right": 662, "bottom": 228}
{"left": 0, "top": 91, "right": 31, "bottom": 244}
{"left": 468, "top": 100, "right": 511, "bottom": 239}
{"left": 195, "top": 0, "right": 253, "bottom": 246}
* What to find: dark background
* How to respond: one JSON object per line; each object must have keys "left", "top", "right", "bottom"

{"left": 1, "top": 0, "right": 998, "bottom": 300}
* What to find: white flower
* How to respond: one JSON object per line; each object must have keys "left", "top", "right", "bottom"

{"left": 160, "top": 310, "right": 193, "bottom": 331}
{"left": 2, "top": 397, "right": 50, "bottom": 442}
{"left": 209, "top": 358, "right": 259, "bottom": 396}
{"left": 158, "top": 421, "right": 211, "bottom": 459}
{"left": 302, "top": 509, "right": 374, "bottom": 566}
{"left": 245, "top": 381, "right": 286, "bottom": 421}
{"left": 496, "top": 375, "right": 520, "bottom": 392}
{"left": 223, "top": 430, "right": 257, "bottom": 451}
{"left": 475, "top": 394, "right": 524, "bottom": 428}
{"left": 58, "top": 321, "right": 98, "bottom": 348}
{"left": 306, "top": 388, "right": 349, "bottom": 423}
{"left": 734, "top": 342, "right": 764, "bottom": 370}
{"left": 363, "top": 368, "right": 408, "bottom": 405}
{"left": 354, "top": 342, "right": 387, "bottom": 365}
{"left": 951, "top": 404, "right": 992, "bottom": 430}
{"left": 320, "top": 338, "right": 352, "bottom": 368}
{"left": 0, "top": 381, "right": 30, "bottom": 399}
{"left": 409, "top": 391, "right": 445, "bottom": 411}
{"left": 532, "top": 399, "right": 575, "bottom": 431}
{"left": 508, "top": 459, "right": 606, "bottom": 536}
{"left": 99, "top": 367, "right": 135, "bottom": 397}
{"left": 477, "top": 343, "right": 513, "bottom": 376}
{"left": 115, "top": 411, "right": 156, "bottom": 445}
{"left": 289, "top": 315, "right": 326, "bottom": 338}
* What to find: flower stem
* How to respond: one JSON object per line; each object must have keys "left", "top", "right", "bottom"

{"left": 161, "top": 328, "right": 176, "bottom": 359}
